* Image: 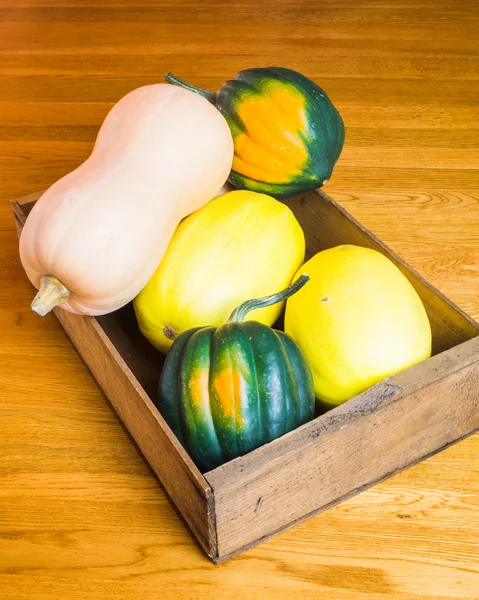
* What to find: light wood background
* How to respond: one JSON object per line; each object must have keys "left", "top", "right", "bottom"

{"left": 1, "top": 1, "right": 478, "bottom": 598}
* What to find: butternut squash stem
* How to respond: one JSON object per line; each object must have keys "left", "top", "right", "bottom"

{"left": 165, "top": 73, "right": 216, "bottom": 103}
{"left": 228, "top": 273, "right": 310, "bottom": 323}
{"left": 31, "top": 275, "right": 70, "bottom": 316}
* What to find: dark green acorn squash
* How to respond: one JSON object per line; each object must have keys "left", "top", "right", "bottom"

{"left": 166, "top": 67, "right": 345, "bottom": 199}
{"left": 156, "top": 275, "right": 315, "bottom": 472}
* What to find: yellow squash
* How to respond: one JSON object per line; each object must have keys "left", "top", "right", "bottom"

{"left": 285, "top": 245, "right": 432, "bottom": 408}
{"left": 134, "top": 190, "right": 305, "bottom": 353}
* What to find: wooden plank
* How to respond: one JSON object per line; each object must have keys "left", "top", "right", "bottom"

{"left": 2, "top": 55, "right": 479, "bottom": 82}
{"left": 206, "top": 335, "right": 479, "bottom": 560}
{"left": 285, "top": 189, "right": 479, "bottom": 354}
{"left": 55, "top": 309, "right": 217, "bottom": 558}
{"left": 214, "top": 429, "right": 477, "bottom": 565}
{"left": 11, "top": 197, "right": 216, "bottom": 558}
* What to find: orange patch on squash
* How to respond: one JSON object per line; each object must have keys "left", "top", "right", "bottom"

{"left": 234, "top": 81, "right": 309, "bottom": 183}
{"left": 187, "top": 369, "right": 210, "bottom": 411}
{"left": 213, "top": 368, "right": 245, "bottom": 428}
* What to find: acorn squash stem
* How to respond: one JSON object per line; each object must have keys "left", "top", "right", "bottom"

{"left": 31, "top": 274, "right": 70, "bottom": 316}
{"left": 165, "top": 73, "right": 216, "bottom": 103}
{"left": 228, "top": 273, "right": 310, "bottom": 323}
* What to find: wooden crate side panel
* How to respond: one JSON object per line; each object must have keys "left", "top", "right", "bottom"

{"left": 57, "top": 310, "right": 216, "bottom": 557}
{"left": 213, "top": 426, "right": 476, "bottom": 564}
{"left": 206, "top": 337, "right": 479, "bottom": 558}
{"left": 12, "top": 197, "right": 217, "bottom": 558}
{"left": 285, "top": 190, "right": 479, "bottom": 354}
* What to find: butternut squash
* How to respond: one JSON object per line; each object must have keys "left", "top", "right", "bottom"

{"left": 20, "top": 84, "right": 234, "bottom": 316}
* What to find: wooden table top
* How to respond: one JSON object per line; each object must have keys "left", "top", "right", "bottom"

{"left": 1, "top": 1, "right": 478, "bottom": 598}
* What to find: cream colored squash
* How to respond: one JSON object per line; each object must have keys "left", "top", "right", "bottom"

{"left": 20, "top": 84, "right": 233, "bottom": 316}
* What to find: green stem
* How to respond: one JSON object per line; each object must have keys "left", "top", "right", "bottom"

{"left": 228, "top": 273, "right": 310, "bottom": 323}
{"left": 165, "top": 73, "right": 216, "bottom": 103}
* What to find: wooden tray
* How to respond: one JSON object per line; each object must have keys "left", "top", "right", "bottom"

{"left": 11, "top": 189, "right": 479, "bottom": 563}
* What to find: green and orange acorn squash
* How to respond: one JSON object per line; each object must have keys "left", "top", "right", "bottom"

{"left": 156, "top": 274, "right": 315, "bottom": 472}
{"left": 166, "top": 67, "right": 345, "bottom": 199}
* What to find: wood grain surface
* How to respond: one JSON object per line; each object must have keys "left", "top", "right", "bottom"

{"left": 0, "top": 0, "right": 478, "bottom": 598}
